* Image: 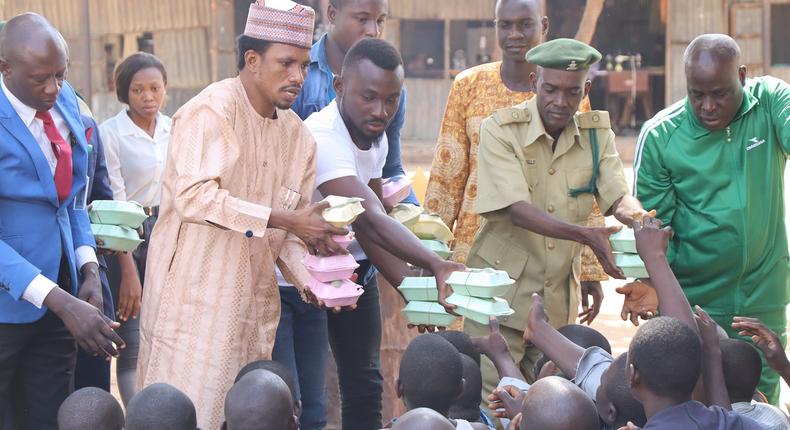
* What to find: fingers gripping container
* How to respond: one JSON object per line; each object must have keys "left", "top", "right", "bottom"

{"left": 321, "top": 195, "right": 366, "bottom": 228}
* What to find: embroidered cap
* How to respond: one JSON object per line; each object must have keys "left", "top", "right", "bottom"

{"left": 526, "top": 38, "right": 602, "bottom": 71}
{"left": 244, "top": 0, "right": 315, "bottom": 49}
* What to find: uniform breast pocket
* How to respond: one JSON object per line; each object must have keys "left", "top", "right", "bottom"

{"left": 567, "top": 167, "right": 595, "bottom": 223}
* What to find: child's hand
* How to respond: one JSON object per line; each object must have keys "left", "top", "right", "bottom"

{"left": 615, "top": 280, "right": 657, "bottom": 326}
{"left": 694, "top": 305, "right": 720, "bottom": 348}
{"left": 578, "top": 281, "right": 604, "bottom": 325}
{"left": 471, "top": 317, "right": 510, "bottom": 361}
{"left": 617, "top": 422, "right": 643, "bottom": 430}
{"left": 523, "top": 293, "right": 548, "bottom": 344}
{"left": 732, "top": 316, "right": 790, "bottom": 374}
{"left": 487, "top": 385, "right": 525, "bottom": 419}
{"left": 633, "top": 217, "right": 672, "bottom": 261}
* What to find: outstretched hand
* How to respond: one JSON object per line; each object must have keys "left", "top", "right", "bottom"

{"left": 578, "top": 281, "right": 603, "bottom": 325}
{"left": 487, "top": 385, "right": 525, "bottom": 419}
{"left": 523, "top": 293, "right": 548, "bottom": 345}
{"left": 732, "top": 316, "right": 790, "bottom": 374}
{"left": 615, "top": 280, "right": 657, "bottom": 326}
{"left": 293, "top": 202, "right": 349, "bottom": 256}
{"left": 583, "top": 225, "right": 625, "bottom": 279}
{"left": 472, "top": 316, "right": 511, "bottom": 362}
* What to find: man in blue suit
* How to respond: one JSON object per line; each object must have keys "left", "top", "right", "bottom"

{"left": 0, "top": 13, "right": 124, "bottom": 429}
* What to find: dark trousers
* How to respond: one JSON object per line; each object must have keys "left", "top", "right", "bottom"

{"left": 73, "top": 260, "right": 114, "bottom": 392}
{"left": 272, "top": 286, "right": 329, "bottom": 430}
{"left": 0, "top": 258, "right": 77, "bottom": 430}
{"left": 106, "top": 213, "right": 155, "bottom": 405}
{"left": 327, "top": 260, "right": 384, "bottom": 430}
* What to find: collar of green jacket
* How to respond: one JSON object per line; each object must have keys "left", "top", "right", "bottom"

{"left": 686, "top": 88, "right": 759, "bottom": 139}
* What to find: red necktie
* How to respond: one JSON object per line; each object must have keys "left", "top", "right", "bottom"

{"left": 35, "top": 111, "right": 72, "bottom": 203}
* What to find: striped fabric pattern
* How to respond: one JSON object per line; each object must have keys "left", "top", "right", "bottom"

{"left": 244, "top": 0, "right": 315, "bottom": 49}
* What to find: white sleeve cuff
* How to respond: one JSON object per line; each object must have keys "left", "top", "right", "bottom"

{"left": 21, "top": 274, "right": 58, "bottom": 308}
{"left": 75, "top": 245, "right": 98, "bottom": 269}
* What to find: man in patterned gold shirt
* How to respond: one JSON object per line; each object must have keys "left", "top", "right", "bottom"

{"left": 424, "top": 0, "right": 608, "bottom": 325}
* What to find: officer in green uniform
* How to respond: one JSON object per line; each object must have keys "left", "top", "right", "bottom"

{"left": 459, "top": 39, "right": 650, "bottom": 397}
{"left": 635, "top": 34, "right": 790, "bottom": 404}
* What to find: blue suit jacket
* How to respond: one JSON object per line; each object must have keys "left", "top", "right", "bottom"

{"left": 0, "top": 82, "right": 96, "bottom": 324}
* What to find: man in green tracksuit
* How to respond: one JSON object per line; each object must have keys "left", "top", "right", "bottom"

{"left": 634, "top": 34, "right": 790, "bottom": 403}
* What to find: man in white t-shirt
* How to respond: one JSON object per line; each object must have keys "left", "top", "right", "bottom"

{"left": 273, "top": 38, "right": 466, "bottom": 430}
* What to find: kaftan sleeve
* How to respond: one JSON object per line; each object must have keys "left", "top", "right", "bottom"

{"left": 170, "top": 106, "right": 272, "bottom": 237}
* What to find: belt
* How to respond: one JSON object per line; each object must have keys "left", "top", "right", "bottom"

{"left": 143, "top": 206, "right": 159, "bottom": 217}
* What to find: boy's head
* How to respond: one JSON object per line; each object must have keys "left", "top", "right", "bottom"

{"left": 720, "top": 338, "right": 762, "bottom": 403}
{"left": 398, "top": 333, "right": 464, "bottom": 416}
{"left": 392, "top": 407, "right": 455, "bottom": 430}
{"left": 223, "top": 369, "right": 297, "bottom": 430}
{"left": 534, "top": 324, "right": 612, "bottom": 379}
{"left": 235, "top": 359, "right": 302, "bottom": 417}
{"left": 519, "top": 376, "right": 599, "bottom": 430}
{"left": 437, "top": 330, "right": 482, "bottom": 365}
{"left": 627, "top": 316, "right": 701, "bottom": 403}
{"left": 448, "top": 355, "right": 483, "bottom": 422}
{"left": 57, "top": 387, "right": 124, "bottom": 430}
{"left": 125, "top": 383, "right": 197, "bottom": 430}
{"left": 595, "top": 354, "right": 647, "bottom": 428}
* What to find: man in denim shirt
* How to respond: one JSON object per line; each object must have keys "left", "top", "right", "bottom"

{"left": 273, "top": 1, "right": 417, "bottom": 429}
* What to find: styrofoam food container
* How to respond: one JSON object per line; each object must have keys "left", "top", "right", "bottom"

{"left": 401, "top": 301, "right": 456, "bottom": 327}
{"left": 410, "top": 214, "right": 454, "bottom": 242}
{"left": 446, "top": 268, "right": 515, "bottom": 298}
{"left": 89, "top": 200, "right": 148, "bottom": 229}
{"left": 91, "top": 224, "right": 144, "bottom": 252}
{"left": 398, "top": 277, "right": 438, "bottom": 302}
{"left": 302, "top": 254, "right": 360, "bottom": 283}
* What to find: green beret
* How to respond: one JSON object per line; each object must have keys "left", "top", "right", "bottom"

{"left": 526, "top": 38, "right": 602, "bottom": 71}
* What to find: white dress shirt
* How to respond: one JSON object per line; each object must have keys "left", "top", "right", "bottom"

{"left": 0, "top": 77, "right": 98, "bottom": 308}
{"left": 99, "top": 109, "right": 171, "bottom": 207}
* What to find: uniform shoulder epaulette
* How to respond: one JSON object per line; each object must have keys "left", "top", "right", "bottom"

{"left": 576, "top": 110, "right": 610, "bottom": 129}
{"left": 492, "top": 106, "right": 532, "bottom": 126}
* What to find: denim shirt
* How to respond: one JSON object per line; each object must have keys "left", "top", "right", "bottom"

{"left": 292, "top": 34, "right": 418, "bottom": 205}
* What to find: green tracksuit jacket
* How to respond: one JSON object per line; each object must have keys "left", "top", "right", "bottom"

{"left": 634, "top": 76, "right": 790, "bottom": 317}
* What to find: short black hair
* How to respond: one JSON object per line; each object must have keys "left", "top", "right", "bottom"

{"left": 235, "top": 359, "right": 298, "bottom": 405}
{"left": 399, "top": 334, "right": 464, "bottom": 414}
{"left": 125, "top": 383, "right": 197, "bottom": 430}
{"left": 57, "top": 387, "right": 124, "bottom": 430}
{"left": 236, "top": 34, "right": 272, "bottom": 71}
{"left": 437, "top": 330, "right": 481, "bottom": 365}
{"left": 341, "top": 38, "right": 402, "bottom": 76}
{"left": 629, "top": 317, "right": 701, "bottom": 400}
{"left": 534, "top": 324, "right": 612, "bottom": 377}
{"left": 606, "top": 354, "right": 647, "bottom": 428}
{"left": 449, "top": 355, "right": 483, "bottom": 422}
{"left": 720, "top": 338, "right": 762, "bottom": 402}
{"left": 113, "top": 52, "right": 167, "bottom": 104}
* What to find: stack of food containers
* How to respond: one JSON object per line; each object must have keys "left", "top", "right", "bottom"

{"left": 409, "top": 213, "right": 454, "bottom": 260}
{"left": 89, "top": 200, "right": 148, "bottom": 252}
{"left": 303, "top": 196, "right": 365, "bottom": 307}
{"left": 399, "top": 276, "right": 456, "bottom": 327}
{"left": 609, "top": 229, "right": 648, "bottom": 278}
{"left": 444, "top": 268, "right": 516, "bottom": 324}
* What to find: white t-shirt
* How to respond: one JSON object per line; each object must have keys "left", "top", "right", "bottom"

{"left": 277, "top": 100, "right": 388, "bottom": 285}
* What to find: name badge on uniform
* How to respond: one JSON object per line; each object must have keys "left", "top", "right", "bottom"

{"left": 73, "top": 175, "right": 89, "bottom": 211}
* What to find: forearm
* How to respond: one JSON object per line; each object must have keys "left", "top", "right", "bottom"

{"left": 117, "top": 252, "right": 139, "bottom": 277}
{"left": 642, "top": 256, "right": 696, "bottom": 332}
{"left": 701, "top": 344, "right": 731, "bottom": 409}
{"left": 507, "top": 201, "right": 588, "bottom": 244}
{"left": 490, "top": 354, "right": 524, "bottom": 381}
{"left": 530, "top": 320, "right": 585, "bottom": 379}
{"left": 356, "top": 231, "right": 423, "bottom": 288}
{"left": 356, "top": 212, "right": 444, "bottom": 272}
{"left": 269, "top": 209, "right": 296, "bottom": 232}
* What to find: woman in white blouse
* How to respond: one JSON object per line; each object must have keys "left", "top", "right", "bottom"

{"left": 100, "top": 52, "right": 170, "bottom": 405}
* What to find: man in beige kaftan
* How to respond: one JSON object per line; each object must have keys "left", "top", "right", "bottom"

{"left": 135, "top": 2, "right": 344, "bottom": 428}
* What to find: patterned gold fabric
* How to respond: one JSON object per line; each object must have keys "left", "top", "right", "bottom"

{"left": 137, "top": 77, "right": 315, "bottom": 429}
{"left": 424, "top": 62, "right": 607, "bottom": 281}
